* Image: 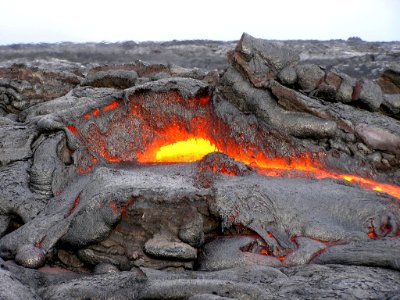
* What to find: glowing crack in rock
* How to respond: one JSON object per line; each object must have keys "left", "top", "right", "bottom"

{"left": 67, "top": 92, "right": 400, "bottom": 200}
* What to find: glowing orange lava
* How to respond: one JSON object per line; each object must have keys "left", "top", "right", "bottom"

{"left": 137, "top": 134, "right": 400, "bottom": 199}
{"left": 104, "top": 101, "right": 119, "bottom": 112}
{"left": 67, "top": 93, "right": 400, "bottom": 200}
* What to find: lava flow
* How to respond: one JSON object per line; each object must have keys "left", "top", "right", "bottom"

{"left": 154, "top": 138, "right": 217, "bottom": 163}
{"left": 145, "top": 135, "right": 400, "bottom": 199}
{"left": 67, "top": 91, "right": 400, "bottom": 200}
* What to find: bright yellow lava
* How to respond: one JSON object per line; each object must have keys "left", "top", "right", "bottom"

{"left": 155, "top": 138, "right": 218, "bottom": 163}
{"left": 342, "top": 176, "right": 354, "bottom": 182}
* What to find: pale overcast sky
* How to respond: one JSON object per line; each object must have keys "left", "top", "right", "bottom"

{"left": 0, "top": 0, "right": 399, "bottom": 45}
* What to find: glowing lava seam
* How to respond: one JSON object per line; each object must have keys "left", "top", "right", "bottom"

{"left": 145, "top": 137, "right": 400, "bottom": 200}
{"left": 66, "top": 94, "right": 400, "bottom": 200}
{"left": 155, "top": 138, "right": 218, "bottom": 163}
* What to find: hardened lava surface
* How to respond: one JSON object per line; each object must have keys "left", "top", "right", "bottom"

{"left": 1, "top": 33, "right": 400, "bottom": 299}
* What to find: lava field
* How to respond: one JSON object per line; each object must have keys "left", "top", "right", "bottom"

{"left": 1, "top": 33, "right": 400, "bottom": 299}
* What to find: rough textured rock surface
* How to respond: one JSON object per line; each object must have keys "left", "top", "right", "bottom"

{"left": 2, "top": 261, "right": 399, "bottom": 299}
{"left": 82, "top": 69, "right": 138, "bottom": 89}
{"left": 0, "top": 65, "right": 81, "bottom": 113}
{"left": 1, "top": 33, "right": 400, "bottom": 298}
{"left": 0, "top": 260, "right": 41, "bottom": 300}
{"left": 0, "top": 122, "right": 38, "bottom": 165}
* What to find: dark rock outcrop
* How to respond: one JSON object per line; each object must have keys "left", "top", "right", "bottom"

{"left": 82, "top": 69, "right": 138, "bottom": 89}
{"left": 0, "top": 65, "right": 81, "bottom": 113}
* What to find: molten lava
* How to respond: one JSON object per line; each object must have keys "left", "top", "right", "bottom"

{"left": 154, "top": 138, "right": 218, "bottom": 163}
{"left": 67, "top": 92, "right": 400, "bottom": 200}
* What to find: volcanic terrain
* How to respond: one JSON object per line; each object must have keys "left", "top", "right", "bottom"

{"left": 1, "top": 34, "right": 400, "bottom": 299}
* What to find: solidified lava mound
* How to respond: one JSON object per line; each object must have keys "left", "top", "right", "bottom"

{"left": 1, "top": 34, "right": 400, "bottom": 299}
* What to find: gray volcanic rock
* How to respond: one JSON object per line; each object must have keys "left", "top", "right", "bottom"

{"left": 139, "top": 265, "right": 400, "bottom": 299}
{"left": 383, "top": 93, "right": 400, "bottom": 114}
{"left": 211, "top": 174, "right": 400, "bottom": 259}
{"left": 0, "top": 122, "right": 38, "bottom": 165}
{"left": 314, "top": 238, "right": 400, "bottom": 269}
{"left": 0, "top": 164, "right": 210, "bottom": 270}
{"left": 30, "top": 132, "right": 74, "bottom": 197}
{"left": 0, "top": 264, "right": 40, "bottom": 300}
{"left": 40, "top": 271, "right": 144, "bottom": 299}
{"left": 2, "top": 261, "right": 399, "bottom": 300}
{"left": 283, "top": 237, "right": 326, "bottom": 266}
{"left": 82, "top": 69, "right": 138, "bottom": 89}
{"left": 1, "top": 34, "right": 400, "bottom": 299}
{"left": 2, "top": 161, "right": 399, "bottom": 272}
{"left": 198, "top": 236, "right": 281, "bottom": 271}
{"left": 357, "top": 79, "right": 384, "bottom": 111}
{"left": 93, "top": 262, "right": 120, "bottom": 274}
{"left": 15, "top": 245, "right": 46, "bottom": 269}
{"left": 277, "top": 65, "right": 297, "bottom": 85}
{"left": 0, "top": 40, "right": 235, "bottom": 72}
{"left": 335, "top": 71, "right": 357, "bottom": 103}
{"left": 355, "top": 123, "right": 400, "bottom": 153}
{"left": 0, "top": 161, "right": 47, "bottom": 223}
{"left": 1, "top": 257, "right": 400, "bottom": 300}
{"left": 230, "top": 33, "right": 300, "bottom": 87}
{"left": 0, "top": 65, "right": 81, "bottom": 113}
{"left": 378, "top": 65, "right": 400, "bottom": 94}
{"left": 144, "top": 234, "right": 198, "bottom": 260}
{"left": 295, "top": 63, "right": 325, "bottom": 91}
{"left": 219, "top": 66, "right": 337, "bottom": 139}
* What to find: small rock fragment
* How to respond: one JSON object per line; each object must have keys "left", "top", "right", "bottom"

{"left": 296, "top": 64, "right": 325, "bottom": 91}
{"left": 382, "top": 93, "right": 400, "bottom": 114}
{"left": 356, "top": 124, "right": 400, "bottom": 154}
{"left": 15, "top": 244, "right": 46, "bottom": 269}
{"left": 58, "top": 249, "right": 84, "bottom": 268}
{"left": 179, "top": 212, "right": 205, "bottom": 248}
{"left": 315, "top": 83, "right": 337, "bottom": 101}
{"left": 144, "top": 234, "right": 197, "bottom": 260}
{"left": 336, "top": 74, "right": 357, "bottom": 103}
{"left": 367, "top": 152, "right": 382, "bottom": 164}
{"left": 357, "top": 143, "right": 372, "bottom": 155}
{"left": 278, "top": 66, "right": 297, "bottom": 85}
{"left": 358, "top": 80, "right": 383, "bottom": 111}
{"left": 377, "top": 65, "right": 400, "bottom": 94}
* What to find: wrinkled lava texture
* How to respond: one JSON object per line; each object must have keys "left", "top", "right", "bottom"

{"left": 68, "top": 89, "right": 400, "bottom": 198}
{"left": 1, "top": 34, "right": 400, "bottom": 299}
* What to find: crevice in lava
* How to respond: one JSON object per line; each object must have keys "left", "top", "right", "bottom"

{"left": 66, "top": 91, "right": 400, "bottom": 200}
{"left": 1, "top": 214, "right": 24, "bottom": 238}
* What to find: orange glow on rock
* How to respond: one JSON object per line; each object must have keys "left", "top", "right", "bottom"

{"left": 368, "top": 226, "right": 377, "bottom": 238}
{"left": 66, "top": 125, "right": 79, "bottom": 136}
{"left": 92, "top": 108, "right": 101, "bottom": 117}
{"left": 67, "top": 194, "right": 81, "bottom": 216}
{"left": 78, "top": 156, "right": 97, "bottom": 174}
{"left": 104, "top": 101, "right": 119, "bottom": 112}
{"left": 138, "top": 128, "right": 400, "bottom": 199}
{"left": 277, "top": 256, "right": 286, "bottom": 261}
{"left": 109, "top": 201, "right": 120, "bottom": 214}
{"left": 68, "top": 92, "right": 400, "bottom": 200}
